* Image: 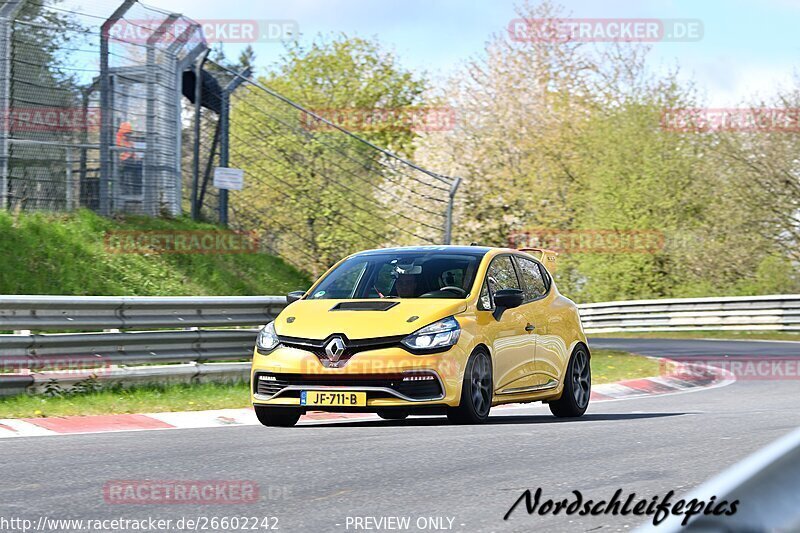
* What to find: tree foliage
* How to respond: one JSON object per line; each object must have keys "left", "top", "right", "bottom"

{"left": 228, "top": 36, "right": 434, "bottom": 275}
{"left": 414, "top": 0, "right": 800, "bottom": 301}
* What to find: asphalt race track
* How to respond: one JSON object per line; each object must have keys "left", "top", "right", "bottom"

{"left": 589, "top": 337, "right": 800, "bottom": 358}
{"left": 1, "top": 339, "right": 798, "bottom": 532}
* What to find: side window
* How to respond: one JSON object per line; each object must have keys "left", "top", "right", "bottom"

{"left": 478, "top": 280, "right": 492, "bottom": 310}
{"left": 517, "top": 257, "right": 547, "bottom": 301}
{"left": 539, "top": 263, "right": 551, "bottom": 291}
{"left": 485, "top": 255, "right": 521, "bottom": 304}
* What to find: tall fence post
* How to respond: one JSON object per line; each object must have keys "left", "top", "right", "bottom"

{"left": 99, "top": 0, "right": 135, "bottom": 216}
{"left": 169, "top": 23, "right": 204, "bottom": 217}
{"left": 218, "top": 67, "right": 251, "bottom": 226}
{"left": 144, "top": 14, "right": 178, "bottom": 217}
{"left": 443, "top": 176, "right": 461, "bottom": 245}
{"left": 0, "top": 0, "right": 26, "bottom": 211}
{"left": 190, "top": 49, "right": 209, "bottom": 220}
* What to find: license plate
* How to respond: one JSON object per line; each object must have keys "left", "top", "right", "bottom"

{"left": 300, "top": 390, "right": 366, "bottom": 406}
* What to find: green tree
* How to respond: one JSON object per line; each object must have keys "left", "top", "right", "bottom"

{"left": 228, "top": 36, "right": 432, "bottom": 274}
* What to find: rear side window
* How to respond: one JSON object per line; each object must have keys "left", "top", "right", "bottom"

{"left": 516, "top": 257, "right": 547, "bottom": 301}
{"left": 540, "top": 263, "right": 552, "bottom": 291}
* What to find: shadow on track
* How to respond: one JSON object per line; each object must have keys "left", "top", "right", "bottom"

{"left": 299, "top": 411, "right": 693, "bottom": 429}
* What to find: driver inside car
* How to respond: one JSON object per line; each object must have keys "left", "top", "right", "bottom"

{"left": 394, "top": 273, "right": 420, "bottom": 298}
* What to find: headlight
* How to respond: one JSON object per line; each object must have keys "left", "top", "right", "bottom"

{"left": 256, "top": 321, "right": 279, "bottom": 352}
{"left": 402, "top": 316, "right": 461, "bottom": 352}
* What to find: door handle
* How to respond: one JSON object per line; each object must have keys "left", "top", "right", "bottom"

{"left": 525, "top": 323, "right": 536, "bottom": 332}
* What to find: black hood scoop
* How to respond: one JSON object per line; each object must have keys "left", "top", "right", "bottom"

{"left": 329, "top": 301, "right": 400, "bottom": 311}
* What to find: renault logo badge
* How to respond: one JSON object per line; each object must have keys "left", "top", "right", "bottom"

{"left": 325, "top": 336, "right": 346, "bottom": 362}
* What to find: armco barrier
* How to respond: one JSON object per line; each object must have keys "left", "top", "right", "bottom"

{"left": 579, "top": 294, "right": 800, "bottom": 334}
{"left": 0, "top": 295, "right": 286, "bottom": 330}
{"left": 0, "top": 294, "right": 798, "bottom": 396}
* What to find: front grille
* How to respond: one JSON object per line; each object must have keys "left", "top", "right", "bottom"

{"left": 278, "top": 333, "right": 406, "bottom": 368}
{"left": 254, "top": 372, "right": 444, "bottom": 401}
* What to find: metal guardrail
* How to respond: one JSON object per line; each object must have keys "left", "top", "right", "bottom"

{"left": 578, "top": 294, "right": 800, "bottom": 334}
{"left": 0, "top": 296, "right": 283, "bottom": 396}
{"left": 0, "top": 295, "right": 286, "bottom": 330}
{"left": 0, "top": 294, "right": 798, "bottom": 396}
{"left": 1, "top": 329, "right": 258, "bottom": 365}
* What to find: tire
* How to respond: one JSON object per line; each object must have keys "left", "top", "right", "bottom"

{"left": 254, "top": 405, "right": 302, "bottom": 427}
{"left": 447, "top": 349, "right": 493, "bottom": 424}
{"left": 549, "top": 345, "right": 591, "bottom": 418}
{"left": 377, "top": 409, "right": 409, "bottom": 420}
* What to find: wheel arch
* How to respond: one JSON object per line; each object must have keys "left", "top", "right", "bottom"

{"left": 471, "top": 342, "right": 492, "bottom": 370}
{"left": 575, "top": 341, "right": 591, "bottom": 359}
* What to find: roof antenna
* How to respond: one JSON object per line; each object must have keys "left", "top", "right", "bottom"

{"left": 470, "top": 242, "right": 479, "bottom": 246}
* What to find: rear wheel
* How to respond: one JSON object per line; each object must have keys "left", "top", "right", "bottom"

{"left": 549, "top": 345, "right": 591, "bottom": 418}
{"left": 254, "top": 405, "right": 302, "bottom": 427}
{"left": 447, "top": 349, "right": 493, "bottom": 424}
{"left": 377, "top": 409, "right": 409, "bottom": 420}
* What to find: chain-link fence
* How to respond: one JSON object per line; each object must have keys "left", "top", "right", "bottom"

{"left": 0, "top": 0, "right": 205, "bottom": 215}
{"left": 187, "top": 60, "right": 459, "bottom": 273}
{"left": 1, "top": 0, "right": 459, "bottom": 273}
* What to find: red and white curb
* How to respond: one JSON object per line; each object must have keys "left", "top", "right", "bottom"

{"left": 0, "top": 359, "right": 734, "bottom": 439}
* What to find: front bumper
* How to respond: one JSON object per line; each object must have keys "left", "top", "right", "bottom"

{"left": 250, "top": 343, "right": 467, "bottom": 409}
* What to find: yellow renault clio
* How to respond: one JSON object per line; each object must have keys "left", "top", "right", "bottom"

{"left": 251, "top": 245, "right": 590, "bottom": 426}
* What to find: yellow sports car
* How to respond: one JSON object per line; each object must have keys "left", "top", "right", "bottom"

{"left": 251, "top": 246, "right": 590, "bottom": 426}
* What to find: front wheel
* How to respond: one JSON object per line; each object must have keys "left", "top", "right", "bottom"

{"left": 254, "top": 405, "right": 302, "bottom": 427}
{"left": 447, "top": 349, "right": 493, "bottom": 424}
{"left": 549, "top": 345, "right": 591, "bottom": 418}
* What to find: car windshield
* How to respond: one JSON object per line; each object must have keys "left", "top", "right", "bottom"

{"left": 308, "top": 251, "right": 483, "bottom": 299}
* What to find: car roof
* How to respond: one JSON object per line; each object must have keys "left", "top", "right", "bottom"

{"left": 351, "top": 245, "right": 515, "bottom": 258}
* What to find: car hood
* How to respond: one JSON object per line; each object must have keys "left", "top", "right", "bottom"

{"left": 274, "top": 299, "right": 468, "bottom": 340}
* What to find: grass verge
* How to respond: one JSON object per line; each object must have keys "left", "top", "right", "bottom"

{"left": 0, "top": 381, "right": 251, "bottom": 419}
{"left": 0, "top": 209, "right": 310, "bottom": 296}
{"left": 0, "top": 350, "right": 659, "bottom": 419}
{"left": 590, "top": 349, "right": 661, "bottom": 384}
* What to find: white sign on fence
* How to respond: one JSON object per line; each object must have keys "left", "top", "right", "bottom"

{"left": 213, "top": 167, "right": 245, "bottom": 190}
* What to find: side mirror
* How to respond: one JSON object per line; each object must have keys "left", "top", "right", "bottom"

{"left": 492, "top": 288, "right": 524, "bottom": 320}
{"left": 286, "top": 290, "right": 306, "bottom": 304}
